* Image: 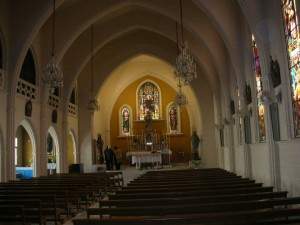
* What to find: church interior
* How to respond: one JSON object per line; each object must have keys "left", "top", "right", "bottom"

{"left": 1, "top": 0, "right": 300, "bottom": 224}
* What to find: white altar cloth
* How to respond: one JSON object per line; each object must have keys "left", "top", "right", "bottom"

{"left": 126, "top": 150, "right": 172, "bottom": 169}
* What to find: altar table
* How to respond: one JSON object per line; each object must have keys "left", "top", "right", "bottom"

{"left": 126, "top": 151, "right": 161, "bottom": 169}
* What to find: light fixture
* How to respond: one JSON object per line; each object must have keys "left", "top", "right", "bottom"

{"left": 174, "top": 79, "right": 188, "bottom": 107}
{"left": 174, "top": 0, "right": 197, "bottom": 85}
{"left": 87, "top": 24, "right": 99, "bottom": 112}
{"left": 43, "top": 0, "right": 63, "bottom": 94}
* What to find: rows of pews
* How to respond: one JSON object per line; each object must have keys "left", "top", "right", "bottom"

{"left": 74, "top": 168, "right": 300, "bottom": 225}
{"left": 0, "top": 171, "right": 123, "bottom": 225}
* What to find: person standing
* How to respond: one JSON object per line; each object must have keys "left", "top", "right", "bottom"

{"left": 191, "top": 131, "right": 201, "bottom": 160}
{"left": 104, "top": 146, "right": 113, "bottom": 170}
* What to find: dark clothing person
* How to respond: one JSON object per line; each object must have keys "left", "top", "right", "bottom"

{"left": 104, "top": 147, "right": 113, "bottom": 170}
{"left": 113, "top": 147, "right": 121, "bottom": 170}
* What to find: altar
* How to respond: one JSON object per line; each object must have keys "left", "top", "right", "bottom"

{"left": 126, "top": 149, "right": 172, "bottom": 169}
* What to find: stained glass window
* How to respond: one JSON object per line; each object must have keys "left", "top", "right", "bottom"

{"left": 252, "top": 35, "right": 266, "bottom": 142}
{"left": 120, "top": 106, "right": 131, "bottom": 135}
{"left": 167, "top": 103, "right": 180, "bottom": 133}
{"left": 282, "top": 0, "right": 300, "bottom": 136}
{"left": 138, "top": 81, "right": 160, "bottom": 120}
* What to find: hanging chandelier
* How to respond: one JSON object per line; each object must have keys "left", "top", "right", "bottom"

{"left": 174, "top": 79, "right": 188, "bottom": 107}
{"left": 43, "top": 0, "right": 63, "bottom": 94}
{"left": 87, "top": 24, "right": 99, "bottom": 112}
{"left": 174, "top": 0, "right": 197, "bottom": 85}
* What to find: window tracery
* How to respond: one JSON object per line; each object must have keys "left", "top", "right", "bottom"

{"left": 119, "top": 105, "right": 132, "bottom": 136}
{"left": 137, "top": 81, "right": 160, "bottom": 120}
{"left": 282, "top": 0, "right": 300, "bottom": 136}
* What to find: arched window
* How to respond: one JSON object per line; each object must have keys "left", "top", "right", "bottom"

{"left": 119, "top": 105, "right": 132, "bottom": 136}
{"left": 167, "top": 102, "right": 181, "bottom": 134}
{"left": 137, "top": 81, "right": 161, "bottom": 120}
{"left": 282, "top": 0, "right": 300, "bottom": 136}
{"left": 252, "top": 35, "right": 266, "bottom": 142}
{"left": 20, "top": 50, "right": 36, "bottom": 85}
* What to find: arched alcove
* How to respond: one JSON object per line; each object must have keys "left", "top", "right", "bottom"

{"left": 67, "top": 130, "right": 77, "bottom": 166}
{"left": 47, "top": 127, "right": 60, "bottom": 174}
{"left": 15, "top": 120, "right": 37, "bottom": 179}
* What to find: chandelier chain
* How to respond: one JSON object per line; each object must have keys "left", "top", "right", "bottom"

{"left": 43, "top": 0, "right": 63, "bottom": 94}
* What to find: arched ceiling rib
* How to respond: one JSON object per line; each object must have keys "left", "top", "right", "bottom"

{"left": 37, "top": 0, "right": 235, "bottom": 97}
{"left": 6, "top": 0, "right": 250, "bottom": 104}
{"left": 61, "top": 9, "right": 220, "bottom": 98}
{"left": 72, "top": 29, "right": 213, "bottom": 101}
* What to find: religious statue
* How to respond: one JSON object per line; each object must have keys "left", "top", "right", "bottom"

{"left": 25, "top": 100, "right": 32, "bottom": 117}
{"left": 169, "top": 106, "right": 177, "bottom": 131}
{"left": 270, "top": 56, "right": 281, "bottom": 88}
{"left": 191, "top": 131, "right": 201, "bottom": 160}
{"left": 96, "top": 134, "right": 104, "bottom": 164}
{"left": 122, "top": 108, "right": 130, "bottom": 134}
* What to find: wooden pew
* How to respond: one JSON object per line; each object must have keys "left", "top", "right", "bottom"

{"left": 100, "top": 191, "right": 288, "bottom": 208}
{"left": 0, "top": 194, "right": 64, "bottom": 224}
{"left": 87, "top": 197, "right": 300, "bottom": 219}
{"left": 126, "top": 179, "right": 255, "bottom": 188}
{"left": 0, "top": 205, "right": 25, "bottom": 225}
{"left": 110, "top": 186, "right": 274, "bottom": 200}
{"left": 74, "top": 208, "right": 300, "bottom": 225}
{"left": 119, "top": 183, "right": 263, "bottom": 194}
{"left": 0, "top": 199, "right": 43, "bottom": 225}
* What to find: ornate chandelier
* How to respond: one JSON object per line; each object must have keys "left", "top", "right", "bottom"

{"left": 87, "top": 24, "right": 99, "bottom": 112}
{"left": 175, "top": 80, "right": 188, "bottom": 107}
{"left": 43, "top": 0, "right": 63, "bottom": 94}
{"left": 175, "top": 41, "right": 197, "bottom": 85}
{"left": 174, "top": 0, "right": 197, "bottom": 86}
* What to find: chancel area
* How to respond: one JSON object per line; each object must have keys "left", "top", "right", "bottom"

{"left": 1, "top": 0, "right": 300, "bottom": 224}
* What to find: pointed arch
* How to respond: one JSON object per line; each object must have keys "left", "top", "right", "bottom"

{"left": 47, "top": 126, "right": 60, "bottom": 173}
{"left": 18, "top": 119, "right": 37, "bottom": 177}
{"left": 68, "top": 129, "right": 77, "bottom": 164}
{"left": 136, "top": 79, "right": 162, "bottom": 120}
{"left": 119, "top": 104, "right": 133, "bottom": 136}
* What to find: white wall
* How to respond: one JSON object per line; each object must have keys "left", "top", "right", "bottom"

{"left": 250, "top": 143, "right": 271, "bottom": 186}
{"left": 234, "top": 145, "right": 246, "bottom": 177}
{"left": 278, "top": 140, "right": 300, "bottom": 196}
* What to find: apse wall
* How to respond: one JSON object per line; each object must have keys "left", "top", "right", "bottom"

{"left": 110, "top": 76, "right": 191, "bottom": 164}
